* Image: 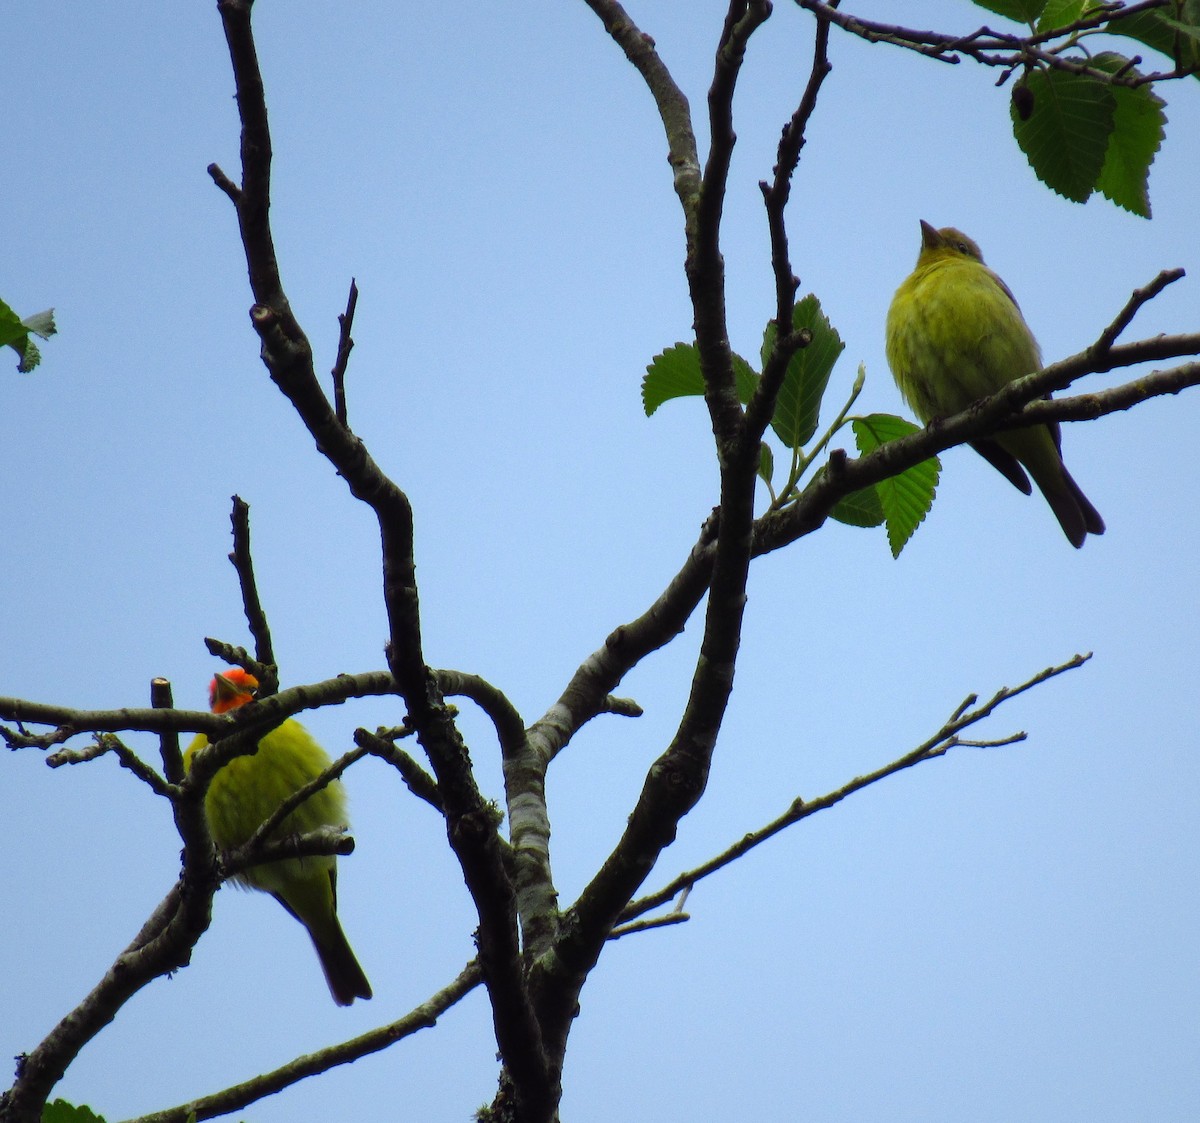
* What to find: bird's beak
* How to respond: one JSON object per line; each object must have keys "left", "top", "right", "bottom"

{"left": 213, "top": 672, "right": 256, "bottom": 707}
{"left": 919, "top": 219, "right": 942, "bottom": 249}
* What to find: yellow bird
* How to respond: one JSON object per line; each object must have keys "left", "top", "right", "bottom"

{"left": 184, "top": 668, "right": 372, "bottom": 1006}
{"left": 886, "top": 220, "right": 1104, "bottom": 547}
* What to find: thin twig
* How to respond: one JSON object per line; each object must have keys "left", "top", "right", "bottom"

{"left": 203, "top": 637, "right": 275, "bottom": 690}
{"left": 704, "top": 1, "right": 772, "bottom": 255}
{"left": 1089, "top": 268, "right": 1185, "bottom": 356}
{"left": 331, "top": 277, "right": 358, "bottom": 428}
{"left": 608, "top": 912, "right": 690, "bottom": 941}
{"left": 206, "top": 162, "right": 240, "bottom": 203}
{"left": 757, "top": 341, "right": 1200, "bottom": 557}
{"left": 240, "top": 745, "right": 371, "bottom": 857}
{"left": 581, "top": 0, "right": 701, "bottom": 215}
{"left": 1020, "top": 360, "right": 1200, "bottom": 425}
{"left": 745, "top": 0, "right": 836, "bottom": 443}
{"left": 437, "top": 669, "right": 526, "bottom": 761}
{"left": 227, "top": 496, "right": 278, "bottom": 695}
{"left": 152, "top": 677, "right": 184, "bottom": 786}
{"left": 600, "top": 695, "right": 643, "bottom": 718}
{"left": 221, "top": 824, "right": 357, "bottom": 882}
{"left": 355, "top": 726, "right": 443, "bottom": 812}
{"left": 46, "top": 733, "right": 174, "bottom": 798}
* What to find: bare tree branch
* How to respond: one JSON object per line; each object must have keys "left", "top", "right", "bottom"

{"left": 704, "top": 1, "right": 772, "bottom": 277}
{"left": 1090, "top": 267, "right": 1185, "bottom": 353}
{"left": 537, "top": 0, "right": 770, "bottom": 1067}
{"left": 757, "top": 334, "right": 1200, "bottom": 556}
{"left": 1021, "top": 360, "right": 1200, "bottom": 423}
{"left": 530, "top": 264, "right": 1197, "bottom": 1017}
{"left": 795, "top": 0, "right": 1196, "bottom": 86}
{"left": 580, "top": 0, "right": 701, "bottom": 217}
{"left": 746, "top": 0, "right": 836, "bottom": 442}
{"left": 1, "top": 672, "right": 400, "bottom": 750}
{"left": 608, "top": 911, "right": 690, "bottom": 941}
{"left": 622, "top": 654, "right": 1089, "bottom": 923}
{"left": 354, "top": 725, "right": 443, "bottom": 811}
{"left": 0, "top": 676, "right": 224, "bottom": 1123}
{"left": 6, "top": 4, "right": 1196, "bottom": 1121}
{"left": 46, "top": 733, "right": 173, "bottom": 798}
{"left": 121, "top": 961, "right": 484, "bottom": 1123}
{"left": 437, "top": 669, "right": 526, "bottom": 761}
{"left": 153, "top": 677, "right": 185, "bottom": 787}
{"left": 208, "top": 6, "right": 546, "bottom": 1103}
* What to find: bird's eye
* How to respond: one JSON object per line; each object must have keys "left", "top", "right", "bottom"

{"left": 955, "top": 241, "right": 970, "bottom": 254}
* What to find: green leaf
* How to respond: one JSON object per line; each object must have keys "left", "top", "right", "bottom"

{"left": 0, "top": 297, "right": 56, "bottom": 373}
{"left": 731, "top": 352, "right": 760, "bottom": 405}
{"left": 761, "top": 294, "right": 844, "bottom": 451}
{"left": 0, "top": 302, "right": 26, "bottom": 350}
{"left": 1163, "top": 10, "right": 1200, "bottom": 44}
{"left": 852, "top": 414, "right": 940, "bottom": 558}
{"left": 1036, "top": 0, "right": 1084, "bottom": 32}
{"left": 1011, "top": 68, "right": 1115, "bottom": 203}
{"left": 831, "top": 483, "right": 885, "bottom": 528}
{"left": 42, "top": 1100, "right": 108, "bottom": 1123}
{"left": 23, "top": 308, "right": 57, "bottom": 339}
{"left": 642, "top": 343, "right": 703, "bottom": 416}
{"left": 1109, "top": 2, "right": 1200, "bottom": 80}
{"left": 757, "top": 441, "right": 774, "bottom": 489}
{"left": 971, "top": 0, "right": 1046, "bottom": 23}
{"left": 1091, "top": 53, "right": 1166, "bottom": 218}
{"left": 642, "top": 343, "right": 759, "bottom": 416}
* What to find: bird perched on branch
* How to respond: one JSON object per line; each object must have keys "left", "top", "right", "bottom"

{"left": 184, "top": 667, "right": 372, "bottom": 1006}
{"left": 885, "top": 219, "right": 1104, "bottom": 547}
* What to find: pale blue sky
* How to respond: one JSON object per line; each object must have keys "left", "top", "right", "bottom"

{"left": 3, "top": 2, "right": 1199, "bottom": 1121}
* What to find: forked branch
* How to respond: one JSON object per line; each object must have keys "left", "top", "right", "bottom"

{"left": 622, "top": 654, "right": 1089, "bottom": 923}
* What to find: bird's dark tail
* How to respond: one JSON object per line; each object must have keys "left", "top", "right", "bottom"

{"left": 311, "top": 916, "right": 373, "bottom": 1006}
{"left": 1034, "top": 461, "right": 1105, "bottom": 549}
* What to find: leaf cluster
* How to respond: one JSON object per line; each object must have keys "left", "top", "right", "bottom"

{"left": 805, "top": 0, "right": 1199, "bottom": 218}
{"left": 988, "top": 0, "right": 1197, "bottom": 216}
{"left": 642, "top": 296, "right": 938, "bottom": 557}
